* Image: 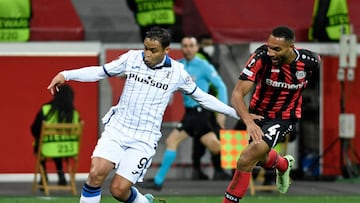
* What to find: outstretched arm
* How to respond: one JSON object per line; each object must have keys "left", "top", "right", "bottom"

{"left": 47, "top": 66, "right": 107, "bottom": 94}
{"left": 190, "top": 87, "right": 239, "bottom": 120}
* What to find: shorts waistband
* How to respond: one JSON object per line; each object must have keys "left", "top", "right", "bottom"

{"left": 185, "top": 106, "right": 203, "bottom": 113}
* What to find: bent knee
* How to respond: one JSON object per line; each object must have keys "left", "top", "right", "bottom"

{"left": 109, "top": 182, "right": 131, "bottom": 201}
{"left": 201, "top": 135, "right": 220, "bottom": 154}
{"left": 208, "top": 141, "right": 220, "bottom": 154}
{"left": 110, "top": 185, "right": 127, "bottom": 200}
{"left": 87, "top": 168, "right": 107, "bottom": 186}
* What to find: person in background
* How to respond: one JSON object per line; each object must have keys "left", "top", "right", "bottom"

{"left": 126, "top": 0, "right": 183, "bottom": 42}
{"left": 31, "top": 84, "right": 80, "bottom": 187}
{"left": 191, "top": 34, "right": 232, "bottom": 180}
{"left": 47, "top": 27, "right": 242, "bottom": 203}
{"left": 308, "top": 0, "right": 350, "bottom": 42}
{"left": 196, "top": 34, "right": 220, "bottom": 70}
{"left": 223, "top": 26, "right": 321, "bottom": 203}
{"left": 0, "top": 0, "right": 31, "bottom": 41}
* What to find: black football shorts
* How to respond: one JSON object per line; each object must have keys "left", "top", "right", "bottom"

{"left": 254, "top": 118, "right": 297, "bottom": 148}
{"left": 176, "top": 106, "right": 218, "bottom": 138}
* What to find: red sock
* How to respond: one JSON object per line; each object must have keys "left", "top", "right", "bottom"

{"left": 223, "top": 170, "right": 251, "bottom": 203}
{"left": 263, "top": 149, "right": 288, "bottom": 173}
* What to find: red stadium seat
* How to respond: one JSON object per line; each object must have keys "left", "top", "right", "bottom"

{"left": 30, "top": 0, "right": 84, "bottom": 41}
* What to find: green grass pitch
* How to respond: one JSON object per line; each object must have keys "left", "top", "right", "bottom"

{"left": 0, "top": 196, "right": 359, "bottom": 203}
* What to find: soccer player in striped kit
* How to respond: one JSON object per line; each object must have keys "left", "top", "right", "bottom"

{"left": 223, "top": 26, "right": 321, "bottom": 203}
{"left": 47, "top": 26, "right": 241, "bottom": 203}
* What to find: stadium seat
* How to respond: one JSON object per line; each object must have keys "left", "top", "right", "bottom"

{"left": 32, "top": 121, "right": 84, "bottom": 196}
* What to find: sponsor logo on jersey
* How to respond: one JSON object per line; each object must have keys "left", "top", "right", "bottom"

{"left": 165, "top": 71, "right": 171, "bottom": 79}
{"left": 131, "top": 66, "right": 140, "bottom": 69}
{"left": 242, "top": 68, "right": 253, "bottom": 77}
{"left": 266, "top": 78, "right": 307, "bottom": 90}
{"left": 296, "top": 71, "right": 306, "bottom": 79}
{"left": 127, "top": 73, "right": 169, "bottom": 90}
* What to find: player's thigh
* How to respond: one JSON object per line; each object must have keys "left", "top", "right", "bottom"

{"left": 165, "top": 128, "right": 189, "bottom": 149}
{"left": 116, "top": 146, "right": 154, "bottom": 184}
{"left": 92, "top": 132, "right": 125, "bottom": 169}
{"left": 90, "top": 157, "right": 115, "bottom": 176}
{"left": 199, "top": 131, "right": 220, "bottom": 154}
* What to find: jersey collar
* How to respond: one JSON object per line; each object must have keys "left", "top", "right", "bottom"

{"left": 142, "top": 52, "right": 172, "bottom": 69}
{"left": 293, "top": 48, "right": 300, "bottom": 62}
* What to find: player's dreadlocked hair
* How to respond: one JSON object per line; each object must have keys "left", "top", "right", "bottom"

{"left": 145, "top": 26, "right": 172, "bottom": 49}
{"left": 46, "top": 84, "right": 75, "bottom": 123}
{"left": 272, "top": 26, "right": 295, "bottom": 42}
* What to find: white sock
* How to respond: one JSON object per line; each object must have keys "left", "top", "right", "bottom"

{"left": 128, "top": 186, "right": 152, "bottom": 203}
{"left": 80, "top": 195, "right": 101, "bottom": 203}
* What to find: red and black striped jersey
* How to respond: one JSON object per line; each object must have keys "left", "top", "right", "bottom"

{"left": 239, "top": 44, "right": 321, "bottom": 120}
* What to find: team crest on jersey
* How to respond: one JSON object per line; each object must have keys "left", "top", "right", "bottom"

{"left": 296, "top": 71, "right": 306, "bottom": 79}
{"left": 165, "top": 71, "right": 171, "bottom": 79}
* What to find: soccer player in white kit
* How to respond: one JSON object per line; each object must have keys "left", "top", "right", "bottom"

{"left": 47, "top": 27, "right": 240, "bottom": 203}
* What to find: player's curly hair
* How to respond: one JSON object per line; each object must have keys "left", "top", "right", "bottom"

{"left": 272, "top": 26, "right": 295, "bottom": 42}
{"left": 145, "top": 26, "right": 172, "bottom": 48}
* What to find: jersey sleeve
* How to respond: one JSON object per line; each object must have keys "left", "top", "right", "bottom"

{"left": 239, "top": 45, "right": 268, "bottom": 82}
{"left": 299, "top": 49, "right": 322, "bottom": 78}
{"left": 61, "top": 51, "right": 132, "bottom": 82}
{"left": 102, "top": 50, "right": 133, "bottom": 77}
{"left": 178, "top": 65, "right": 197, "bottom": 95}
{"left": 308, "top": 50, "right": 321, "bottom": 71}
{"left": 190, "top": 88, "right": 239, "bottom": 120}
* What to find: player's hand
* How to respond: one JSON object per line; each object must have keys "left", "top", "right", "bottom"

{"left": 216, "top": 114, "right": 226, "bottom": 129}
{"left": 249, "top": 113, "right": 264, "bottom": 121}
{"left": 246, "top": 121, "right": 263, "bottom": 144}
{"left": 47, "top": 73, "right": 65, "bottom": 95}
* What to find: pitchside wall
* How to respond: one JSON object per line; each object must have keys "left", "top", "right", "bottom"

{"left": 0, "top": 43, "right": 100, "bottom": 177}
{"left": 0, "top": 42, "right": 359, "bottom": 181}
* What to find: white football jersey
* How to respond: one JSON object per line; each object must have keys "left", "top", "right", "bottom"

{"left": 62, "top": 50, "right": 196, "bottom": 145}
{"left": 102, "top": 50, "right": 196, "bottom": 144}
{"left": 62, "top": 50, "right": 239, "bottom": 146}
